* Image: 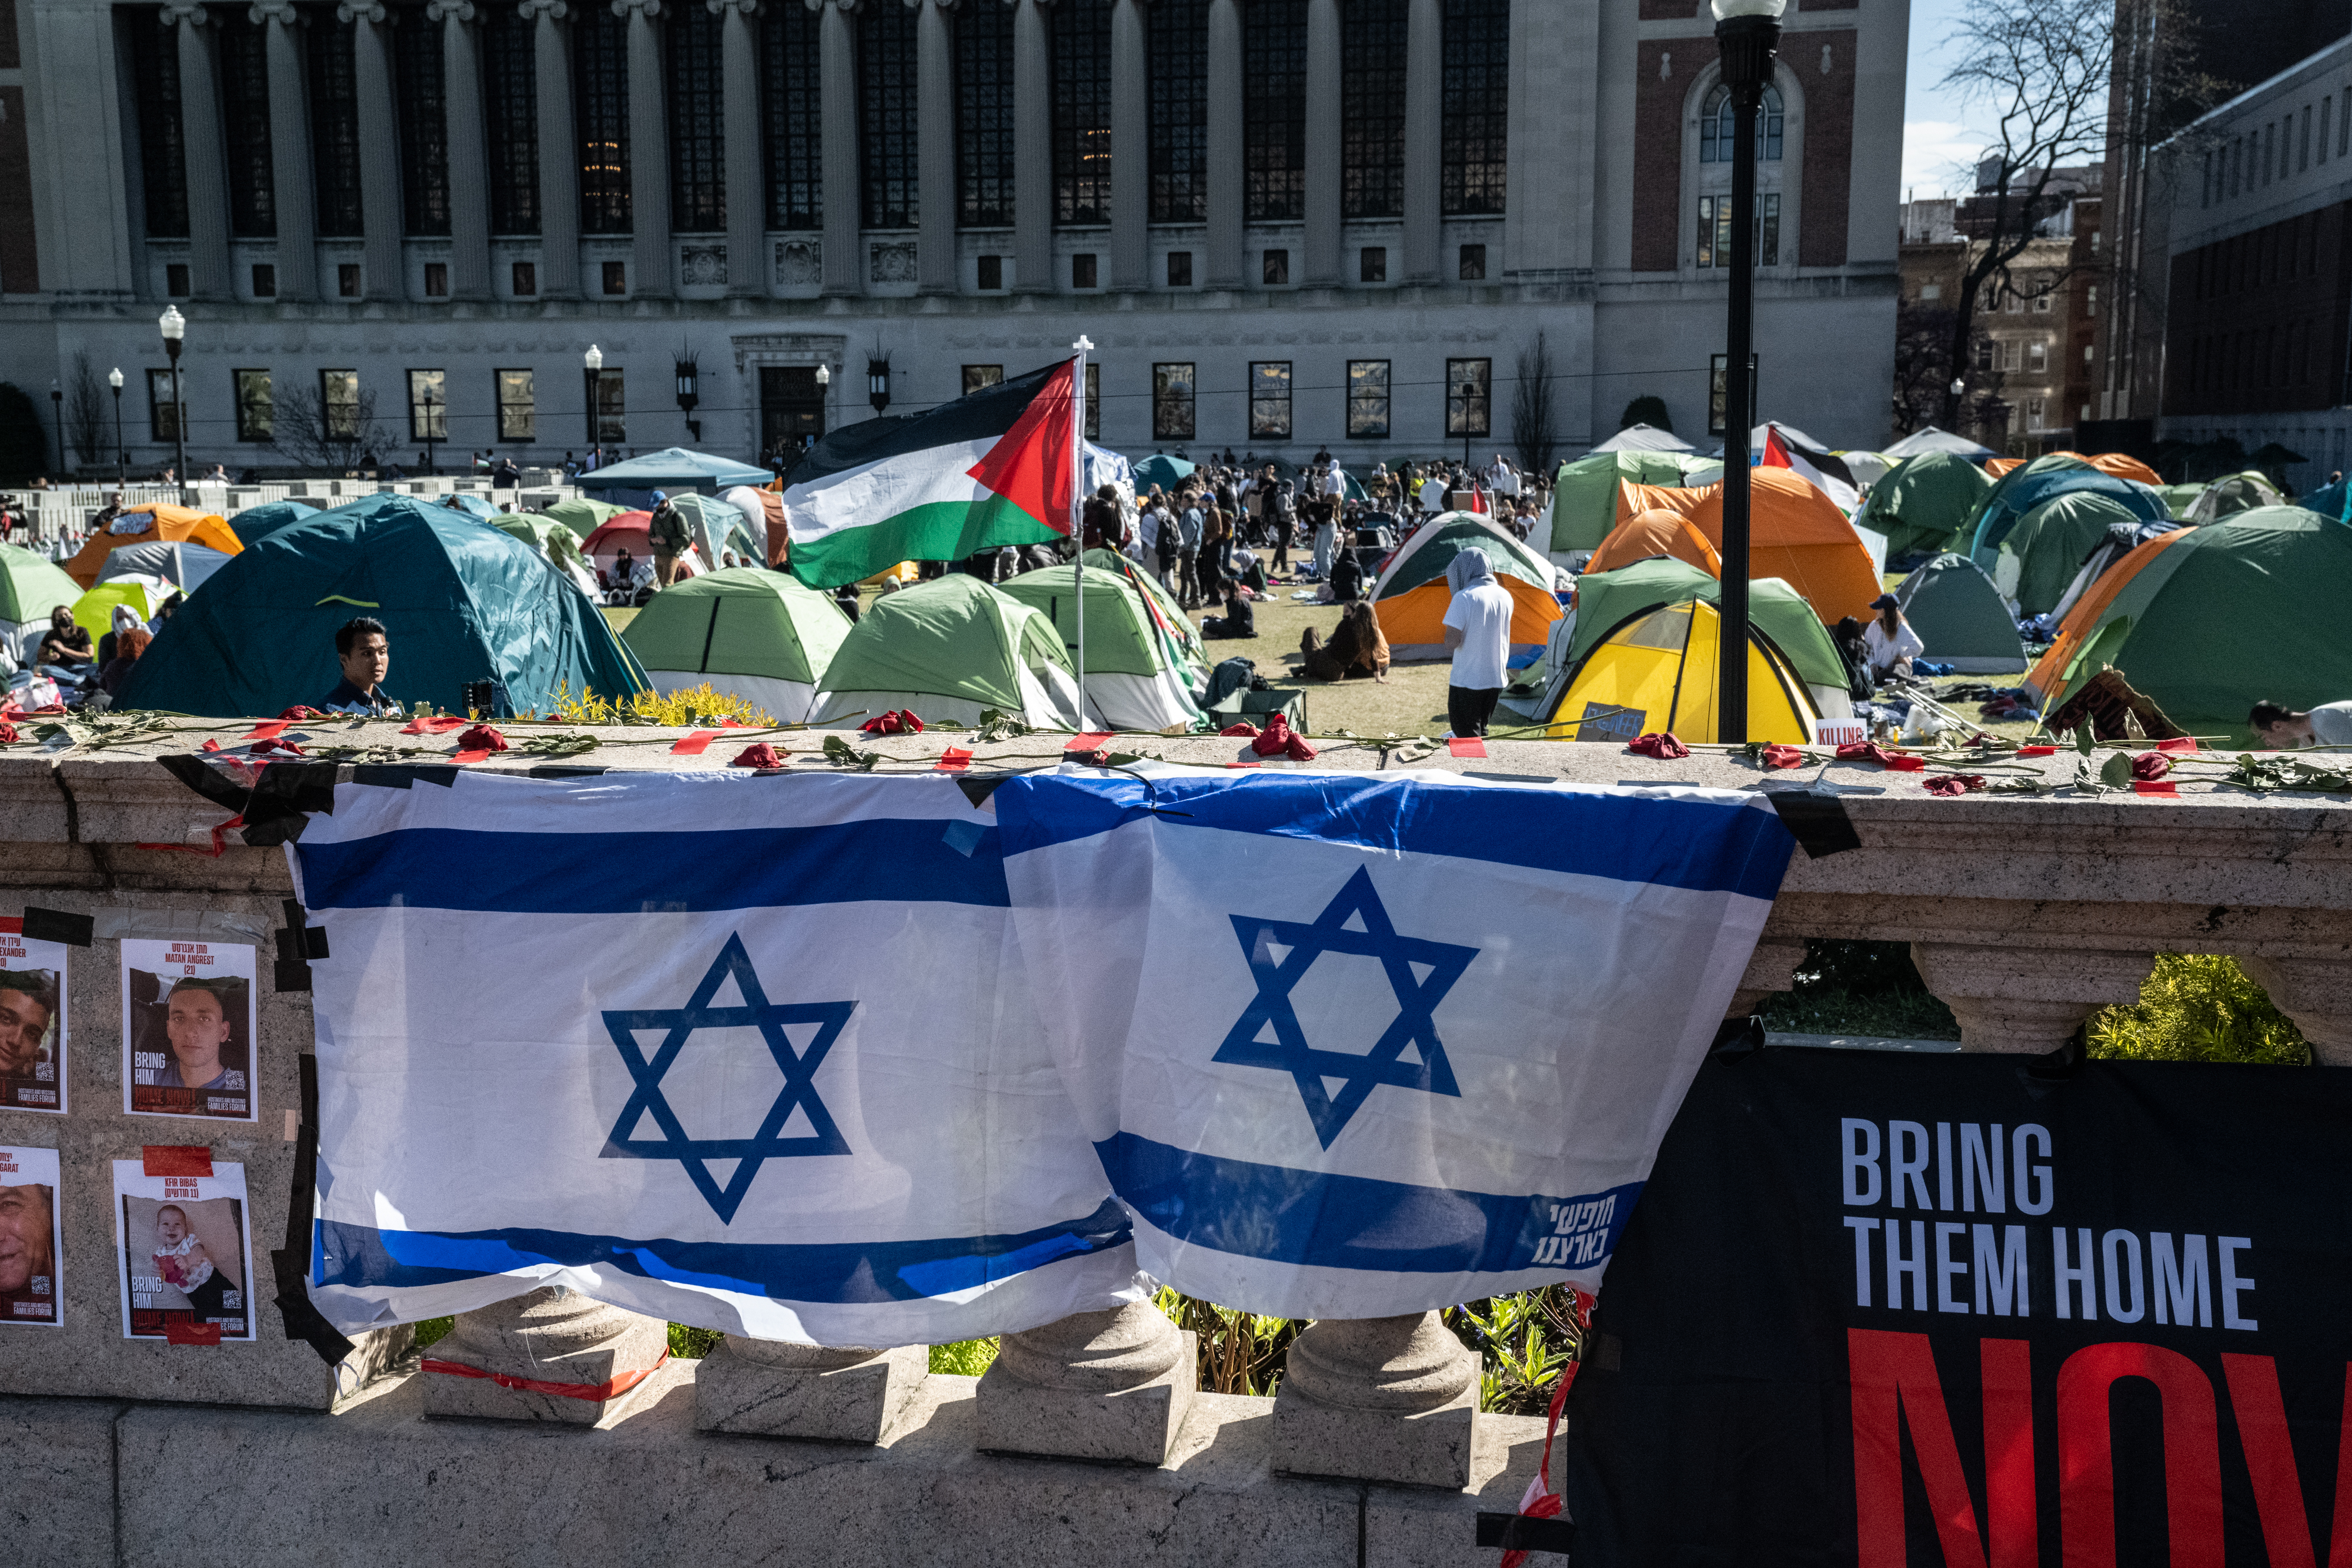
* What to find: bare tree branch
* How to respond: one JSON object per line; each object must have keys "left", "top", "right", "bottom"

{"left": 65, "top": 353, "right": 111, "bottom": 470}
{"left": 271, "top": 383, "right": 392, "bottom": 474}
{"left": 1511, "top": 332, "right": 1558, "bottom": 477}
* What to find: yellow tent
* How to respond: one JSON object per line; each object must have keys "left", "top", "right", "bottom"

{"left": 64, "top": 504, "right": 242, "bottom": 587}
{"left": 1537, "top": 598, "right": 1819, "bottom": 744}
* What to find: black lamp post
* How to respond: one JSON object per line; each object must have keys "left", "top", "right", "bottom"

{"left": 1711, "top": 0, "right": 1785, "bottom": 744}
{"left": 108, "top": 367, "right": 125, "bottom": 484}
{"left": 158, "top": 305, "right": 187, "bottom": 489}
{"left": 674, "top": 352, "right": 701, "bottom": 444}
{"left": 48, "top": 380, "right": 63, "bottom": 480}
{"left": 867, "top": 357, "right": 891, "bottom": 416}
{"left": 583, "top": 343, "right": 604, "bottom": 451}
{"left": 1949, "top": 376, "right": 1967, "bottom": 436}
{"left": 422, "top": 388, "right": 440, "bottom": 477}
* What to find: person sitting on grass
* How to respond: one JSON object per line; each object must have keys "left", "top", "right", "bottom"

{"left": 1299, "top": 601, "right": 1391, "bottom": 683}
{"left": 1201, "top": 587, "right": 1256, "bottom": 640}
{"left": 2250, "top": 699, "right": 2352, "bottom": 748}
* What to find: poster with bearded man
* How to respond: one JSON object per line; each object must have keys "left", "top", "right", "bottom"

{"left": 122, "top": 939, "right": 256, "bottom": 1122}
{"left": 0, "top": 918, "right": 67, "bottom": 1113}
{"left": 0, "top": 1146, "right": 62, "bottom": 1326}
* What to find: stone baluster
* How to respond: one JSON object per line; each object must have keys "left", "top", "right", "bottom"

{"left": 974, "top": 1303, "right": 1197, "bottom": 1465}
{"left": 1729, "top": 940, "right": 1805, "bottom": 1017}
{"left": 1300, "top": 0, "right": 1341, "bottom": 286}
{"left": 817, "top": 0, "right": 862, "bottom": 296}
{"left": 1010, "top": 0, "right": 1051, "bottom": 293}
{"left": 1910, "top": 944, "right": 2155, "bottom": 1054}
{"left": 430, "top": 0, "right": 493, "bottom": 299}
{"left": 1202, "top": 0, "right": 1241, "bottom": 289}
{"left": 619, "top": 0, "right": 672, "bottom": 294}
{"left": 1107, "top": 0, "right": 1146, "bottom": 289}
{"left": 718, "top": 0, "right": 767, "bottom": 296}
{"left": 525, "top": 0, "right": 583, "bottom": 299}
{"left": 1271, "top": 1312, "right": 1480, "bottom": 1489}
{"left": 1399, "top": 0, "right": 1441, "bottom": 284}
{"left": 165, "top": 2, "right": 235, "bottom": 301}
{"left": 421, "top": 1286, "right": 671, "bottom": 1423}
{"left": 914, "top": 0, "right": 956, "bottom": 294}
{"left": 2237, "top": 957, "right": 2352, "bottom": 1065}
{"left": 343, "top": 1, "right": 406, "bottom": 300}
{"left": 696, "top": 1338, "right": 928, "bottom": 1442}
{"left": 255, "top": 0, "right": 318, "bottom": 301}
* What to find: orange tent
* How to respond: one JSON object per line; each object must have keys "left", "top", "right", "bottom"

{"left": 2022, "top": 527, "right": 2196, "bottom": 702}
{"left": 1588, "top": 508, "right": 1723, "bottom": 576}
{"left": 64, "top": 503, "right": 243, "bottom": 587}
{"left": 1612, "top": 469, "right": 1881, "bottom": 624}
{"left": 1984, "top": 456, "right": 2026, "bottom": 477}
{"left": 2083, "top": 452, "right": 2163, "bottom": 487}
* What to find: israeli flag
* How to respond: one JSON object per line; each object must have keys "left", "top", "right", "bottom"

{"left": 994, "top": 767, "right": 1793, "bottom": 1320}
{"left": 289, "top": 770, "right": 1141, "bottom": 1345}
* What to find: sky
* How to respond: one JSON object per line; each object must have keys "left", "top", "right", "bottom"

{"left": 1902, "top": 0, "right": 2002, "bottom": 200}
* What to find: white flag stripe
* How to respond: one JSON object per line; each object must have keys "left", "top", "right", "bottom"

{"left": 783, "top": 436, "right": 996, "bottom": 542}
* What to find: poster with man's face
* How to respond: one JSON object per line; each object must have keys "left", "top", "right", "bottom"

{"left": 122, "top": 938, "right": 256, "bottom": 1122}
{"left": 113, "top": 1158, "right": 253, "bottom": 1342}
{"left": 0, "top": 1146, "right": 61, "bottom": 1328}
{"left": 0, "top": 918, "right": 67, "bottom": 1114}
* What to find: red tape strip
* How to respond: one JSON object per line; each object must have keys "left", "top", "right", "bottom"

{"left": 243, "top": 720, "right": 290, "bottom": 741}
{"left": 422, "top": 1349, "right": 670, "bottom": 1402}
{"left": 936, "top": 747, "right": 973, "bottom": 772}
{"left": 135, "top": 814, "right": 245, "bottom": 858}
{"left": 452, "top": 749, "right": 493, "bottom": 765}
{"left": 165, "top": 1320, "right": 224, "bottom": 1346}
{"left": 670, "top": 730, "right": 721, "bottom": 756}
{"left": 400, "top": 716, "right": 470, "bottom": 735}
{"left": 143, "top": 1145, "right": 214, "bottom": 1177}
{"left": 1065, "top": 733, "right": 1114, "bottom": 751}
{"left": 2155, "top": 737, "right": 2200, "bottom": 753}
{"left": 2016, "top": 745, "right": 2058, "bottom": 757}
{"left": 1448, "top": 737, "right": 1488, "bottom": 758}
{"left": 2133, "top": 780, "right": 2179, "bottom": 795}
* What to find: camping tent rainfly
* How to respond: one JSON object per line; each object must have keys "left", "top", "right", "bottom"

{"left": 63, "top": 503, "right": 242, "bottom": 587}
{"left": 1882, "top": 426, "right": 1997, "bottom": 460}
{"left": 1585, "top": 510, "right": 1722, "bottom": 577}
{"left": 573, "top": 447, "right": 775, "bottom": 505}
{"left": 1892, "top": 554, "right": 2028, "bottom": 673}
{"left": 1370, "top": 511, "right": 1561, "bottom": 662}
{"left": 1963, "top": 455, "right": 2169, "bottom": 569}
{"left": 998, "top": 562, "right": 1206, "bottom": 734}
{"left": 95, "top": 539, "right": 233, "bottom": 596}
{"left": 1532, "top": 589, "right": 1830, "bottom": 746}
{"left": 1546, "top": 450, "right": 1716, "bottom": 558}
{"left": 223, "top": 500, "right": 321, "bottom": 545}
{"left": 1613, "top": 468, "right": 1883, "bottom": 624}
{"left": 1850, "top": 451, "right": 1994, "bottom": 560}
{"left": 619, "top": 566, "right": 853, "bottom": 723}
{"left": 810, "top": 572, "right": 1094, "bottom": 730}
{"left": 1986, "top": 490, "right": 2143, "bottom": 614}
{"left": 0, "top": 544, "right": 92, "bottom": 661}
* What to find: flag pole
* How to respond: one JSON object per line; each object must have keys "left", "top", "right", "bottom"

{"left": 1071, "top": 336, "right": 1093, "bottom": 733}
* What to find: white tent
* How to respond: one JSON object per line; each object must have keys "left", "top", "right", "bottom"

{"left": 1883, "top": 425, "right": 1998, "bottom": 460}
{"left": 1588, "top": 423, "right": 1695, "bottom": 454}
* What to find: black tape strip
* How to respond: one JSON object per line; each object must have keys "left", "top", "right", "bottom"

{"left": 275, "top": 927, "right": 307, "bottom": 962}
{"left": 1766, "top": 789, "right": 1862, "bottom": 858}
{"left": 954, "top": 775, "right": 1008, "bottom": 808}
{"left": 282, "top": 898, "right": 305, "bottom": 930}
{"left": 273, "top": 958, "right": 313, "bottom": 992}
{"left": 303, "top": 926, "right": 329, "bottom": 960}
{"left": 1475, "top": 1514, "right": 1576, "bottom": 1554}
{"left": 526, "top": 765, "right": 610, "bottom": 780}
{"left": 408, "top": 766, "right": 460, "bottom": 789}
{"left": 352, "top": 765, "right": 415, "bottom": 791}
{"left": 239, "top": 761, "right": 343, "bottom": 848}
{"left": 156, "top": 753, "right": 248, "bottom": 815}
{"left": 272, "top": 1054, "right": 356, "bottom": 1367}
{"left": 1710, "top": 1014, "right": 1767, "bottom": 1062}
{"left": 21, "top": 907, "right": 93, "bottom": 947}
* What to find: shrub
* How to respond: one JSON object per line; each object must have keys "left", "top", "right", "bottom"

{"left": 1617, "top": 394, "right": 1673, "bottom": 433}
{"left": 526, "top": 680, "right": 777, "bottom": 728}
{"left": 1754, "top": 938, "right": 1960, "bottom": 1040}
{"left": 2090, "top": 954, "right": 2310, "bottom": 1065}
{"left": 929, "top": 1338, "right": 998, "bottom": 1376}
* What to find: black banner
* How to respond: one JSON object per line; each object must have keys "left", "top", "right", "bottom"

{"left": 1559, "top": 1047, "right": 2352, "bottom": 1566}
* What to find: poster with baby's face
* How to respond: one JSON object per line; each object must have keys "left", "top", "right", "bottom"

{"left": 113, "top": 1159, "right": 253, "bottom": 1342}
{"left": 122, "top": 938, "right": 256, "bottom": 1122}
{"left": 0, "top": 918, "right": 68, "bottom": 1114}
{"left": 0, "top": 1146, "right": 62, "bottom": 1328}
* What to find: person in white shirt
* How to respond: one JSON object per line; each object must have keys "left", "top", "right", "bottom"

{"left": 1419, "top": 473, "right": 1448, "bottom": 514}
{"left": 1440, "top": 548, "right": 1514, "bottom": 737}
{"left": 2250, "top": 699, "right": 2352, "bottom": 748}
{"left": 1860, "top": 594, "right": 1925, "bottom": 678}
{"left": 1486, "top": 455, "right": 1521, "bottom": 497}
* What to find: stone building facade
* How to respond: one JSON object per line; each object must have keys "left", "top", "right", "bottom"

{"left": 0, "top": 0, "right": 1903, "bottom": 473}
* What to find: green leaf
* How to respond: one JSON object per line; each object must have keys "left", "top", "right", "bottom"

{"left": 2099, "top": 752, "right": 2135, "bottom": 788}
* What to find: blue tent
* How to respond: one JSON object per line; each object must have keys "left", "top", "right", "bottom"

{"left": 436, "top": 493, "right": 501, "bottom": 521}
{"left": 116, "top": 495, "right": 645, "bottom": 718}
{"left": 227, "top": 499, "right": 320, "bottom": 545}
{"left": 574, "top": 447, "right": 774, "bottom": 504}
{"left": 1966, "top": 463, "right": 2170, "bottom": 568}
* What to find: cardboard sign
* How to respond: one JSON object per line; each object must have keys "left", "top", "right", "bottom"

{"left": 1810, "top": 718, "right": 1869, "bottom": 749}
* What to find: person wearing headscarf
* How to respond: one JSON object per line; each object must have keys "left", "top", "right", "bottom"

{"left": 96, "top": 604, "right": 147, "bottom": 670}
{"left": 1441, "top": 547, "right": 1512, "bottom": 737}
{"left": 1299, "top": 601, "right": 1391, "bottom": 683}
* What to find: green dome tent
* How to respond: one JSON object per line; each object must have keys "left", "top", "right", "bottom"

{"left": 1546, "top": 450, "right": 1713, "bottom": 557}
{"left": 1852, "top": 451, "right": 1994, "bottom": 559}
{"left": 1083, "top": 548, "right": 1208, "bottom": 680}
{"left": 1966, "top": 456, "right": 2169, "bottom": 566}
{"left": 810, "top": 573, "right": 1089, "bottom": 730}
{"left": 620, "top": 567, "right": 851, "bottom": 723}
{"left": 225, "top": 500, "right": 320, "bottom": 544}
{"left": 1892, "top": 554, "right": 2027, "bottom": 673}
{"left": 542, "top": 496, "right": 630, "bottom": 539}
{"left": 2185, "top": 470, "right": 2286, "bottom": 523}
{"left": 492, "top": 513, "right": 601, "bottom": 597}
{"left": 998, "top": 562, "right": 1207, "bottom": 733}
{"left": 0, "top": 543, "right": 91, "bottom": 661}
{"left": 116, "top": 494, "right": 645, "bottom": 718}
{"left": 1992, "top": 491, "right": 2143, "bottom": 615}
{"left": 2156, "top": 483, "right": 2206, "bottom": 519}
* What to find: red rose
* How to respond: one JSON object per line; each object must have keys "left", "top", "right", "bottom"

{"left": 456, "top": 724, "right": 508, "bottom": 753}
{"left": 1758, "top": 744, "right": 1806, "bottom": 770}
{"left": 2131, "top": 751, "right": 2171, "bottom": 783}
{"left": 1218, "top": 722, "right": 1260, "bottom": 737}
{"left": 1628, "top": 733, "right": 1690, "bottom": 760}
{"left": 730, "top": 742, "right": 786, "bottom": 768}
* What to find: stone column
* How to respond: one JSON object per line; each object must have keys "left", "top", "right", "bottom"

{"left": 975, "top": 1303, "right": 1197, "bottom": 1465}
{"left": 2237, "top": 957, "right": 2352, "bottom": 1066}
{"left": 1910, "top": 944, "right": 2154, "bottom": 1054}
{"left": 818, "top": 0, "right": 862, "bottom": 296}
{"left": 165, "top": 3, "right": 234, "bottom": 301}
{"left": 620, "top": 0, "right": 673, "bottom": 295}
{"left": 1399, "top": 0, "right": 1441, "bottom": 284}
{"left": 1272, "top": 1312, "right": 1481, "bottom": 1489}
{"left": 1010, "top": 0, "right": 1051, "bottom": 293}
{"left": 343, "top": 1, "right": 407, "bottom": 301}
{"left": 526, "top": 0, "right": 583, "bottom": 299}
{"left": 256, "top": 1, "right": 319, "bottom": 301}
{"left": 422, "top": 1287, "right": 671, "bottom": 1424}
{"left": 696, "top": 1338, "right": 929, "bottom": 1442}
{"left": 719, "top": 0, "right": 766, "bottom": 296}
{"left": 1202, "top": 0, "right": 1241, "bottom": 287}
{"left": 1729, "top": 940, "right": 1805, "bottom": 1018}
{"left": 432, "top": 0, "right": 494, "bottom": 299}
{"left": 1301, "top": 0, "right": 1341, "bottom": 286}
{"left": 914, "top": 0, "right": 956, "bottom": 294}
{"left": 1107, "top": 0, "right": 1146, "bottom": 289}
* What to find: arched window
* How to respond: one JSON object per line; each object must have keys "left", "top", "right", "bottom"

{"left": 1700, "top": 84, "right": 1783, "bottom": 163}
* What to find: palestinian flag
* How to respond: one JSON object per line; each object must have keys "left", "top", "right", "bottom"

{"left": 783, "top": 360, "right": 1078, "bottom": 589}
{"left": 1759, "top": 424, "right": 1860, "bottom": 514}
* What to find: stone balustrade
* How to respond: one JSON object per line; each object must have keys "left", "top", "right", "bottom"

{"left": 3, "top": 721, "right": 2346, "bottom": 1565}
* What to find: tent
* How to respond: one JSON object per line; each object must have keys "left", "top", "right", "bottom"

{"left": 2043, "top": 517, "right": 2188, "bottom": 627}
{"left": 492, "top": 513, "right": 602, "bottom": 598}
{"left": 998, "top": 562, "right": 1207, "bottom": 733}
{"left": 1892, "top": 554, "right": 2027, "bottom": 673}
{"left": 1370, "top": 511, "right": 1562, "bottom": 662}
{"left": 70, "top": 575, "right": 175, "bottom": 648}
{"left": 670, "top": 493, "right": 767, "bottom": 570}
{"left": 1133, "top": 454, "right": 1196, "bottom": 493}
{"left": 810, "top": 572, "right": 1091, "bottom": 730}
{"left": 95, "top": 539, "right": 234, "bottom": 596}
{"left": 2023, "top": 507, "right": 2352, "bottom": 740}
{"left": 116, "top": 495, "right": 644, "bottom": 718}
{"left": 1551, "top": 556, "right": 1849, "bottom": 705}
{"left": 1083, "top": 547, "right": 1208, "bottom": 680}
{"left": 1883, "top": 426, "right": 1997, "bottom": 460}
{"left": 1588, "top": 423, "right": 1695, "bottom": 454}
{"left": 2184, "top": 470, "right": 2286, "bottom": 523}
{"left": 1586, "top": 509, "right": 1722, "bottom": 576}
{"left": 1534, "top": 597, "right": 1825, "bottom": 745}
{"left": 580, "top": 513, "right": 706, "bottom": 584}
{"left": 437, "top": 493, "right": 500, "bottom": 521}
{"left": 1840, "top": 452, "right": 1895, "bottom": 490}
{"left": 1984, "top": 456, "right": 2026, "bottom": 477}
{"left": 619, "top": 567, "right": 852, "bottom": 723}
{"left": 1852, "top": 451, "right": 1994, "bottom": 560}
{"left": 1615, "top": 467, "right": 1884, "bottom": 624}
{"left": 0, "top": 544, "right": 92, "bottom": 661}
{"left": 543, "top": 496, "right": 629, "bottom": 540}
{"left": 2296, "top": 475, "right": 2348, "bottom": 521}
{"left": 573, "top": 447, "right": 775, "bottom": 504}
{"left": 721, "top": 485, "right": 786, "bottom": 565}
{"left": 1965, "top": 456, "right": 2169, "bottom": 567}
{"left": 2156, "top": 482, "right": 2206, "bottom": 520}
{"left": 1990, "top": 490, "right": 2144, "bottom": 615}
{"left": 1547, "top": 450, "right": 1714, "bottom": 556}
{"left": 226, "top": 500, "right": 320, "bottom": 544}
{"left": 63, "top": 503, "right": 242, "bottom": 587}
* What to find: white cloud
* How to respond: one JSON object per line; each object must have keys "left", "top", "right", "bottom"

{"left": 1902, "top": 120, "right": 1992, "bottom": 200}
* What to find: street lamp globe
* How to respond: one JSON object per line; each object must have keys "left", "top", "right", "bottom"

{"left": 108, "top": 367, "right": 123, "bottom": 391}
{"left": 583, "top": 344, "right": 603, "bottom": 372}
{"left": 1709, "top": 0, "right": 1786, "bottom": 16}
{"left": 158, "top": 305, "right": 186, "bottom": 344}
{"left": 815, "top": 364, "right": 831, "bottom": 387}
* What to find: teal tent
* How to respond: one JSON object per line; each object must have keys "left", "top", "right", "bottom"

{"left": 1893, "top": 554, "right": 2027, "bottom": 673}
{"left": 227, "top": 500, "right": 320, "bottom": 544}
{"left": 1852, "top": 452, "right": 1993, "bottom": 559}
{"left": 1965, "top": 457, "right": 2169, "bottom": 566}
{"left": 1133, "top": 454, "right": 1195, "bottom": 493}
{"left": 574, "top": 447, "right": 774, "bottom": 502}
{"left": 115, "top": 495, "right": 646, "bottom": 717}
{"left": 1990, "top": 491, "right": 2140, "bottom": 616}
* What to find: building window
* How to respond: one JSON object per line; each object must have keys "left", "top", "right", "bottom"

{"left": 603, "top": 260, "right": 627, "bottom": 295}
{"left": 1347, "top": 359, "right": 1391, "bottom": 439}
{"left": 309, "top": 16, "right": 364, "bottom": 237}
{"left": 1919, "top": 282, "right": 1940, "bottom": 300}
{"left": 1359, "top": 246, "right": 1387, "bottom": 283}
{"left": 233, "top": 369, "right": 273, "bottom": 443}
{"left": 320, "top": 370, "right": 360, "bottom": 441}
{"left": 861, "top": 2, "right": 919, "bottom": 228}
{"left": 497, "top": 369, "right": 535, "bottom": 442}
{"left": 957, "top": 0, "right": 1015, "bottom": 228}
{"left": 1249, "top": 362, "right": 1292, "bottom": 440}
{"left": 1073, "top": 252, "right": 1098, "bottom": 289}
{"left": 219, "top": 14, "right": 276, "bottom": 238}
{"left": 1053, "top": 0, "right": 1112, "bottom": 226}
{"left": 512, "top": 260, "right": 537, "bottom": 296}
{"left": 1148, "top": 0, "right": 1210, "bottom": 222}
{"left": 129, "top": 21, "right": 189, "bottom": 239}
{"left": 2083, "top": 342, "right": 2094, "bottom": 363}
{"left": 1760, "top": 192, "right": 1779, "bottom": 264}
{"left": 976, "top": 254, "right": 1004, "bottom": 290}
{"left": 2024, "top": 396, "right": 2045, "bottom": 429}
{"left": 764, "top": 4, "right": 823, "bottom": 229}
{"left": 408, "top": 369, "right": 447, "bottom": 442}
{"left": 485, "top": 7, "right": 541, "bottom": 235}
{"left": 575, "top": 9, "right": 632, "bottom": 234}
{"left": 2301, "top": 103, "right": 2312, "bottom": 170}
{"left": 963, "top": 365, "right": 1005, "bottom": 396}
{"left": 1153, "top": 362, "right": 1195, "bottom": 440}
{"left": 252, "top": 264, "right": 276, "bottom": 299}
{"left": 1447, "top": 358, "right": 1491, "bottom": 439}
{"left": 394, "top": 9, "right": 450, "bottom": 235}
{"left": 1342, "top": 0, "right": 1407, "bottom": 218}
{"left": 338, "top": 263, "right": 362, "bottom": 298}
{"left": 1263, "top": 248, "right": 1289, "bottom": 285}
{"left": 424, "top": 262, "right": 449, "bottom": 297}
{"left": 1699, "top": 192, "right": 1778, "bottom": 265}
{"left": 1167, "top": 250, "right": 1193, "bottom": 287}
{"left": 595, "top": 369, "right": 625, "bottom": 442}
{"left": 668, "top": 4, "right": 726, "bottom": 231}
{"left": 2028, "top": 340, "right": 2047, "bottom": 373}
{"left": 1244, "top": 0, "right": 1307, "bottom": 220}
{"left": 1701, "top": 84, "right": 1783, "bottom": 163}
{"left": 1440, "top": 0, "right": 1508, "bottom": 215}
{"left": 1459, "top": 243, "right": 1485, "bottom": 280}
{"left": 2033, "top": 289, "right": 2052, "bottom": 312}
{"left": 1085, "top": 362, "right": 1099, "bottom": 441}
{"left": 166, "top": 263, "right": 190, "bottom": 297}
{"left": 147, "top": 370, "right": 181, "bottom": 442}
{"left": 2087, "top": 284, "right": 2097, "bottom": 317}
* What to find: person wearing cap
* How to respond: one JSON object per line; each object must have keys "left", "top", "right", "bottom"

{"left": 1862, "top": 592, "right": 1924, "bottom": 680}
{"left": 647, "top": 489, "right": 690, "bottom": 587}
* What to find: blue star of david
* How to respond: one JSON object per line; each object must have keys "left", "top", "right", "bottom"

{"left": 599, "top": 933, "right": 853, "bottom": 1223}
{"left": 1212, "top": 866, "right": 1476, "bottom": 1148}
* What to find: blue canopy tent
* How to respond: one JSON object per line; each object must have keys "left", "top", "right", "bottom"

{"left": 574, "top": 447, "right": 776, "bottom": 507}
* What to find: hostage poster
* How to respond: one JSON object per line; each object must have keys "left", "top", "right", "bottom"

{"left": 122, "top": 938, "right": 257, "bottom": 1122}
{"left": 1556, "top": 1047, "right": 2352, "bottom": 1567}
{"left": 113, "top": 1158, "right": 255, "bottom": 1342}
{"left": 0, "top": 917, "right": 68, "bottom": 1113}
{"left": 0, "top": 1145, "right": 61, "bottom": 1327}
